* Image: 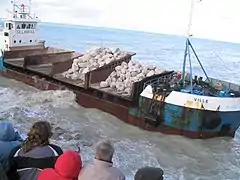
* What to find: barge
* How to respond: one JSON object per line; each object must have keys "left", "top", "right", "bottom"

{"left": 1, "top": 0, "right": 240, "bottom": 139}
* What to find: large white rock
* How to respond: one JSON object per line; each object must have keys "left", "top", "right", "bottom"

{"left": 111, "top": 77, "right": 117, "bottom": 83}
{"left": 82, "top": 67, "right": 90, "bottom": 74}
{"left": 155, "top": 68, "right": 165, "bottom": 74}
{"left": 61, "top": 47, "right": 128, "bottom": 81}
{"left": 101, "top": 59, "right": 166, "bottom": 95}
{"left": 110, "top": 82, "right": 116, "bottom": 88}
{"left": 146, "top": 70, "right": 155, "bottom": 77}
{"left": 115, "top": 65, "right": 122, "bottom": 71}
{"left": 124, "top": 87, "right": 131, "bottom": 95}
{"left": 110, "top": 71, "right": 117, "bottom": 78}
{"left": 100, "top": 81, "right": 109, "bottom": 88}
{"left": 71, "top": 73, "right": 80, "bottom": 80}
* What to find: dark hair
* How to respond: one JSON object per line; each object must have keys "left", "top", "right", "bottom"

{"left": 22, "top": 121, "right": 53, "bottom": 153}
{"left": 134, "top": 167, "right": 164, "bottom": 180}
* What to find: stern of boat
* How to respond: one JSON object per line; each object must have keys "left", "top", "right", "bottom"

{"left": 139, "top": 84, "right": 240, "bottom": 138}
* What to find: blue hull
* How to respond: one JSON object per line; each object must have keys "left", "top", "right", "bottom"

{"left": 164, "top": 103, "right": 240, "bottom": 135}
{"left": 140, "top": 96, "right": 240, "bottom": 137}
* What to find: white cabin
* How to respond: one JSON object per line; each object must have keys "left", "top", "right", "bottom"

{"left": 2, "top": 0, "right": 44, "bottom": 51}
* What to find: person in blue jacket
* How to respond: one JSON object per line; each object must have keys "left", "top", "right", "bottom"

{"left": 0, "top": 121, "right": 23, "bottom": 172}
{"left": 0, "top": 163, "right": 8, "bottom": 180}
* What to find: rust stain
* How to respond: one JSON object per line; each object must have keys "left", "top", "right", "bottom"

{"left": 153, "top": 94, "right": 164, "bottom": 101}
{"left": 185, "top": 100, "right": 193, "bottom": 107}
{"left": 185, "top": 100, "right": 204, "bottom": 109}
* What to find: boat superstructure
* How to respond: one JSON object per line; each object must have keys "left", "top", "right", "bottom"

{"left": 2, "top": 0, "right": 44, "bottom": 51}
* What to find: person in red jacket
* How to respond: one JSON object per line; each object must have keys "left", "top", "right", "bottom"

{"left": 38, "top": 150, "right": 82, "bottom": 180}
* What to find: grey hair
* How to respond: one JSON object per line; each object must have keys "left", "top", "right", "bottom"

{"left": 94, "top": 139, "right": 115, "bottom": 162}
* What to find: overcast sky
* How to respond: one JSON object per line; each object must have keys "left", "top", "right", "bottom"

{"left": 1, "top": 0, "right": 240, "bottom": 43}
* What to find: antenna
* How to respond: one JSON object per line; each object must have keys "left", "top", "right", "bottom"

{"left": 187, "top": 0, "right": 202, "bottom": 38}
{"left": 29, "top": 0, "right": 32, "bottom": 14}
{"left": 11, "top": 0, "right": 16, "bottom": 16}
{"left": 187, "top": 0, "right": 194, "bottom": 37}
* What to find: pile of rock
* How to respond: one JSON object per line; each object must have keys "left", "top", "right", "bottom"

{"left": 61, "top": 47, "right": 128, "bottom": 81}
{"left": 100, "top": 60, "right": 165, "bottom": 95}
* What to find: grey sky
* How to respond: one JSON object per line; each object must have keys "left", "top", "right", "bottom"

{"left": 0, "top": 0, "right": 240, "bottom": 43}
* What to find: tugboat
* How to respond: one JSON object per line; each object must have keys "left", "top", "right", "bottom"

{"left": 0, "top": 0, "right": 240, "bottom": 139}
{"left": 138, "top": 0, "right": 240, "bottom": 138}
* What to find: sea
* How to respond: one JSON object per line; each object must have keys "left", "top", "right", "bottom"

{"left": 1, "top": 22, "right": 240, "bottom": 180}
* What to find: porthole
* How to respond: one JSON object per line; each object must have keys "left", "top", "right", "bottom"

{"left": 19, "top": 40, "right": 22, "bottom": 43}
{"left": 30, "top": 40, "right": 32, "bottom": 43}
{"left": 14, "top": 40, "right": 16, "bottom": 43}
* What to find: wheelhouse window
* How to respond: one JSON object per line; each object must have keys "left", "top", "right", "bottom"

{"left": 16, "top": 23, "right": 36, "bottom": 29}
{"left": 6, "top": 23, "right": 13, "bottom": 30}
{"left": 27, "top": 24, "right": 31, "bottom": 29}
{"left": 21, "top": 23, "right": 26, "bottom": 29}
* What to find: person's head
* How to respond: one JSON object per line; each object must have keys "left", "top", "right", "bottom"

{"left": 0, "top": 121, "right": 15, "bottom": 141}
{"left": 22, "top": 121, "right": 52, "bottom": 153}
{"left": 38, "top": 150, "right": 82, "bottom": 180}
{"left": 0, "top": 121, "right": 23, "bottom": 143}
{"left": 94, "top": 139, "right": 115, "bottom": 163}
{"left": 134, "top": 167, "right": 164, "bottom": 180}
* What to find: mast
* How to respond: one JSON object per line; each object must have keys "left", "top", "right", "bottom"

{"left": 187, "top": 0, "right": 195, "bottom": 37}
{"left": 181, "top": 0, "right": 210, "bottom": 93}
{"left": 181, "top": 0, "right": 195, "bottom": 91}
{"left": 11, "top": 0, "right": 16, "bottom": 18}
{"left": 29, "top": 0, "right": 32, "bottom": 14}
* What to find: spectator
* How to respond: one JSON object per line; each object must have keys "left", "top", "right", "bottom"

{"left": 134, "top": 167, "right": 164, "bottom": 180}
{"left": 78, "top": 139, "right": 125, "bottom": 180}
{"left": 0, "top": 163, "right": 8, "bottom": 180}
{"left": 8, "top": 121, "right": 63, "bottom": 180}
{"left": 0, "top": 121, "right": 23, "bottom": 172}
{"left": 38, "top": 150, "right": 82, "bottom": 180}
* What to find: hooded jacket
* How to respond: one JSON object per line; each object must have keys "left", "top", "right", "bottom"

{"left": 8, "top": 144, "right": 63, "bottom": 180}
{"left": 0, "top": 164, "right": 8, "bottom": 180}
{"left": 0, "top": 121, "right": 23, "bottom": 171}
{"left": 38, "top": 150, "right": 82, "bottom": 180}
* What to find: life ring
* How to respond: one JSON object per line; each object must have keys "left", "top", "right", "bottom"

{"left": 201, "top": 112, "right": 221, "bottom": 130}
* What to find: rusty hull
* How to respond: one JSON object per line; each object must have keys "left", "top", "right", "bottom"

{"left": 1, "top": 68, "right": 223, "bottom": 139}
{"left": 1, "top": 68, "right": 130, "bottom": 121}
{"left": 2, "top": 48, "right": 229, "bottom": 139}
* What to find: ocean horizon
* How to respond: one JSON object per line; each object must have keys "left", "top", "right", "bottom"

{"left": 1, "top": 19, "right": 240, "bottom": 45}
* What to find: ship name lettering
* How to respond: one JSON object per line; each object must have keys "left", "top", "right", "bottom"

{"left": 16, "top": 30, "right": 34, "bottom": 34}
{"left": 193, "top": 98, "right": 208, "bottom": 103}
